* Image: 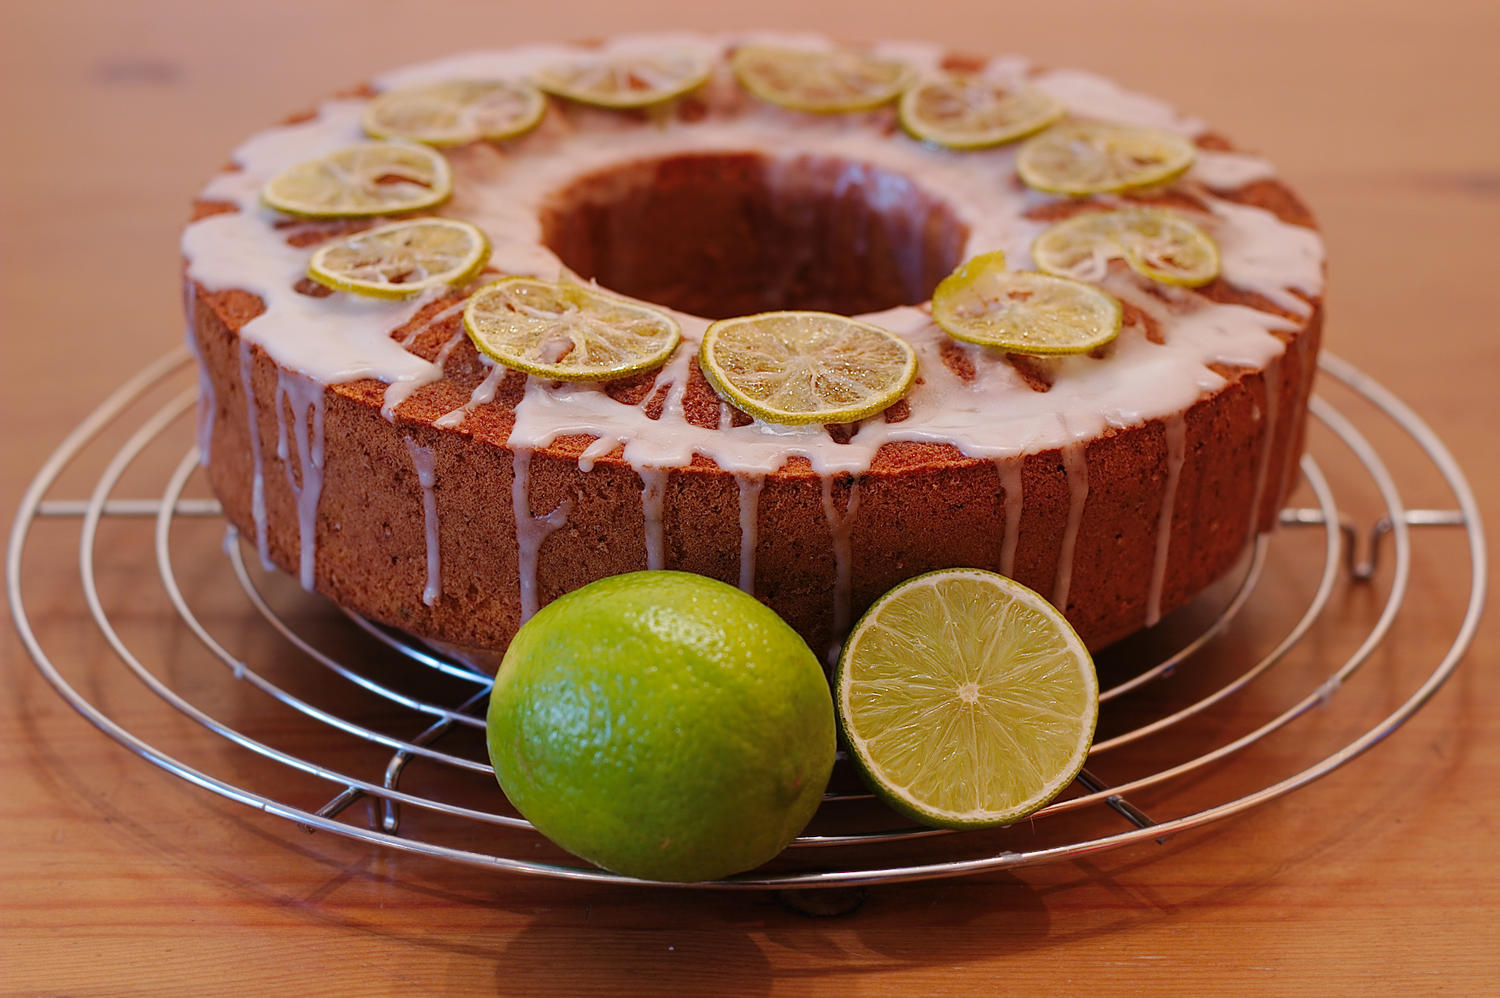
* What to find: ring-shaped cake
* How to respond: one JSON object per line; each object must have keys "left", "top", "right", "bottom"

{"left": 183, "top": 33, "right": 1324, "bottom": 661}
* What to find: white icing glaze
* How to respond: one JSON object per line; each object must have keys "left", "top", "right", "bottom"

{"left": 821, "top": 475, "right": 862, "bottom": 645}
{"left": 1053, "top": 439, "right": 1089, "bottom": 610}
{"left": 511, "top": 447, "right": 573, "bottom": 622}
{"left": 1145, "top": 414, "right": 1187, "bottom": 627}
{"left": 1248, "top": 355, "right": 1283, "bottom": 540}
{"left": 403, "top": 436, "right": 441, "bottom": 606}
{"left": 272, "top": 368, "right": 326, "bottom": 590}
{"left": 997, "top": 458, "right": 1024, "bottom": 579}
{"left": 236, "top": 339, "right": 272, "bottom": 572}
{"left": 181, "top": 33, "right": 1325, "bottom": 621}
{"left": 736, "top": 474, "right": 763, "bottom": 594}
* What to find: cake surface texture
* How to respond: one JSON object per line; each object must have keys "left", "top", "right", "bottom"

{"left": 182, "top": 32, "right": 1325, "bottom": 659}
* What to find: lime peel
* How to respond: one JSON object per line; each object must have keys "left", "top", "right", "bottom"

{"left": 487, "top": 570, "right": 835, "bottom": 882}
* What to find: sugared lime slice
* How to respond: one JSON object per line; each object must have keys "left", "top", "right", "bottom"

{"left": 731, "top": 45, "right": 911, "bottom": 113}
{"left": 899, "top": 74, "right": 1064, "bottom": 149}
{"left": 931, "top": 251, "right": 1122, "bottom": 355}
{"left": 699, "top": 311, "right": 917, "bottom": 425}
{"left": 463, "top": 277, "right": 681, "bottom": 381}
{"left": 307, "top": 218, "right": 490, "bottom": 299}
{"left": 260, "top": 142, "right": 452, "bottom": 218}
{"left": 836, "top": 568, "right": 1098, "bottom": 828}
{"left": 1032, "top": 207, "right": 1220, "bottom": 287}
{"left": 1016, "top": 121, "right": 1196, "bottom": 195}
{"left": 362, "top": 79, "right": 546, "bottom": 146}
{"left": 534, "top": 51, "right": 712, "bottom": 108}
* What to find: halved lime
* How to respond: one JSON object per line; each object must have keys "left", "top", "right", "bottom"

{"left": 931, "top": 251, "right": 1122, "bottom": 355}
{"left": 698, "top": 311, "right": 917, "bottom": 425}
{"left": 534, "top": 51, "right": 712, "bottom": 108}
{"left": 1016, "top": 121, "right": 1196, "bottom": 196}
{"left": 463, "top": 277, "right": 681, "bottom": 381}
{"left": 362, "top": 79, "right": 546, "bottom": 146}
{"left": 1032, "top": 207, "right": 1220, "bottom": 287}
{"left": 836, "top": 568, "right": 1098, "bottom": 828}
{"left": 307, "top": 218, "right": 490, "bottom": 299}
{"left": 260, "top": 141, "right": 452, "bottom": 218}
{"left": 731, "top": 45, "right": 911, "bottom": 113}
{"left": 899, "top": 74, "right": 1064, "bottom": 149}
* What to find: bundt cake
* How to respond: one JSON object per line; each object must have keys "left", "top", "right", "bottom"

{"left": 182, "top": 32, "right": 1324, "bottom": 660}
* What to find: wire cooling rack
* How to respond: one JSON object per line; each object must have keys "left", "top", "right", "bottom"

{"left": 7, "top": 350, "right": 1486, "bottom": 889}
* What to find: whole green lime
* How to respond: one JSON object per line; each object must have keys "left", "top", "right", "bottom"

{"left": 486, "top": 571, "right": 836, "bottom": 882}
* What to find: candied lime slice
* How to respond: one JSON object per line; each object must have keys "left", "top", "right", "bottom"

{"left": 1017, "top": 121, "right": 1196, "bottom": 195}
{"left": 307, "top": 218, "right": 490, "bottom": 298}
{"left": 261, "top": 142, "right": 451, "bottom": 218}
{"left": 698, "top": 310, "right": 917, "bottom": 425}
{"left": 1032, "top": 207, "right": 1220, "bottom": 287}
{"left": 731, "top": 45, "right": 911, "bottom": 113}
{"left": 534, "top": 51, "right": 711, "bottom": 108}
{"left": 899, "top": 74, "right": 1064, "bottom": 149}
{"left": 362, "top": 79, "right": 545, "bottom": 145}
{"left": 931, "top": 251, "right": 1123, "bottom": 355}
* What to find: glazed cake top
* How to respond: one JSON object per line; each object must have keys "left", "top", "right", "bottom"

{"left": 182, "top": 31, "right": 1324, "bottom": 478}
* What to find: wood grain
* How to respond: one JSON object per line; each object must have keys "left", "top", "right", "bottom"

{"left": 3, "top": 1, "right": 1498, "bottom": 994}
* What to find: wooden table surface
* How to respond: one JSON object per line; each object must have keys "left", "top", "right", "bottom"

{"left": 4, "top": 1, "right": 1497, "bottom": 994}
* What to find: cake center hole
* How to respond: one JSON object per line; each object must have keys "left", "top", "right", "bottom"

{"left": 539, "top": 153, "right": 970, "bottom": 320}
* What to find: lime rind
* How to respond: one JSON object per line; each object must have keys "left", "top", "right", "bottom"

{"left": 932, "top": 254, "right": 1123, "bottom": 355}
{"left": 698, "top": 310, "right": 918, "bottom": 426}
{"left": 362, "top": 79, "right": 546, "bottom": 146}
{"left": 835, "top": 568, "right": 1098, "bottom": 828}
{"left": 534, "top": 51, "right": 712, "bottom": 109}
{"left": 463, "top": 277, "right": 682, "bottom": 381}
{"left": 260, "top": 141, "right": 452, "bottom": 218}
{"left": 731, "top": 45, "right": 912, "bottom": 113}
{"left": 307, "top": 218, "right": 491, "bottom": 299}
{"left": 899, "top": 75, "right": 1065, "bottom": 149}
{"left": 1032, "top": 207, "right": 1220, "bottom": 287}
{"left": 1016, "top": 121, "right": 1197, "bottom": 196}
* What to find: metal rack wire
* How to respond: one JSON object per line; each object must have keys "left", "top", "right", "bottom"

{"left": 7, "top": 351, "right": 1486, "bottom": 889}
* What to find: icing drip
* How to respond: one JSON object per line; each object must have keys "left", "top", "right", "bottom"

{"left": 821, "top": 475, "right": 862, "bottom": 641}
{"left": 1145, "top": 414, "right": 1187, "bottom": 627}
{"left": 273, "top": 368, "right": 327, "bottom": 590}
{"left": 237, "top": 339, "right": 273, "bottom": 571}
{"left": 639, "top": 467, "right": 669, "bottom": 571}
{"left": 403, "top": 437, "right": 441, "bottom": 606}
{"left": 185, "top": 338, "right": 215, "bottom": 471}
{"left": 997, "top": 458, "right": 1024, "bottom": 578}
{"left": 736, "top": 474, "right": 763, "bottom": 593}
{"left": 1053, "top": 441, "right": 1089, "bottom": 610}
{"left": 381, "top": 303, "right": 468, "bottom": 421}
{"left": 434, "top": 356, "right": 505, "bottom": 428}
{"left": 511, "top": 447, "right": 573, "bottom": 621}
{"left": 1247, "top": 356, "right": 1283, "bottom": 540}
